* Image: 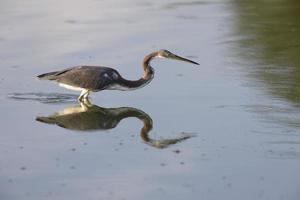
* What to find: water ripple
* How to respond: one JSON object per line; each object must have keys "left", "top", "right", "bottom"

{"left": 8, "top": 92, "right": 78, "bottom": 104}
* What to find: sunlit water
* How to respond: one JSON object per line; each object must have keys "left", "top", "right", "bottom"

{"left": 1, "top": 0, "right": 300, "bottom": 200}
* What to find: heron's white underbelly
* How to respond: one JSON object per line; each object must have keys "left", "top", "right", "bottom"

{"left": 106, "top": 84, "right": 132, "bottom": 91}
{"left": 58, "top": 83, "right": 84, "bottom": 91}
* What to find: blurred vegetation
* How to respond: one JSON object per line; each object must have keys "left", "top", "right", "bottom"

{"left": 232, "top": 0, "right": 300, "bottom": 104}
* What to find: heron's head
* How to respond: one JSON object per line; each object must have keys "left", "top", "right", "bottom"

{"left": 157, "top": 49, "right": 199, "bottom": 65}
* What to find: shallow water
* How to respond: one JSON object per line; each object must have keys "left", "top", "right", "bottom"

{"left": 1, "top": 0, "right": 300, "bottom": 200}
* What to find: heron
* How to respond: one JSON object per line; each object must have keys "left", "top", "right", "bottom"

{"left": 37, "top": 49, "right": 199, "bottom": 101}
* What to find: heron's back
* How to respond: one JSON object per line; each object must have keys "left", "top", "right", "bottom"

{"left": 37, "top": 66, "right": 120, "bottom": 91}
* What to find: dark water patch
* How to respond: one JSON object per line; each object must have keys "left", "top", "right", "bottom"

{"left": 173, "top": 149, "right": 181, "bottom": 154}
{"left": 8, "top": 92, "right": 78, "bottom": 104}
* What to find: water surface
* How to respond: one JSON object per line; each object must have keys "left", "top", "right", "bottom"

{"left": 1, "top": 0, "right": 300, "bottom": 200}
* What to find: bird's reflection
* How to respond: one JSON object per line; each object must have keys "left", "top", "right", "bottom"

{"left": 36, "top": 99, "right": 194, "bottom": 149}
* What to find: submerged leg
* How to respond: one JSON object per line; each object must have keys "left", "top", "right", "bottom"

{"left": 78, "top": 89, "right": 90, "bottom": 102}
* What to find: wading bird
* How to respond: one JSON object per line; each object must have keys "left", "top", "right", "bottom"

{"left": 37, "top": 49, "right": 199, "bottom": 101}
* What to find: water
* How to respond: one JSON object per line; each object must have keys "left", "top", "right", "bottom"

{"left": 1, "top": 0, "right": 300, "bottom": 200}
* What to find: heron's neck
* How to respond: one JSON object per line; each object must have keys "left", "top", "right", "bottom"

{"left": 118, "top": 52, "right": 157, "bottom": 90}
{"left": 142, "top": 52, "right": 157, "bottom": 79}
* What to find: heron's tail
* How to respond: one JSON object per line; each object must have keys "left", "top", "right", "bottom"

{"left": 36, "top": 116, "right": 56, "bottom": 124}
{"left": 37, "top": 71, "right": 59, "bottom": 80}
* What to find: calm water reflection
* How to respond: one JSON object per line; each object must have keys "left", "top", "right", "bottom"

{"left": 225, "top": 0, "right": 300, "bottom": 129}
{"left": 36, "top": 100, "right": 194, "bottom": 149}
{"left": 231, "top": 0, "right": 300, "bottom": 105}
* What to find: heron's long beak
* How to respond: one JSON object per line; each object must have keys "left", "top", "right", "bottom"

{"left": 170, "top": 53, "right": 199, "bottom": 65}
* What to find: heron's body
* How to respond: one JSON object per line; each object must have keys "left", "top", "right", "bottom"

{"left": 37, "top": 50, "right": 199, "bottom": 101}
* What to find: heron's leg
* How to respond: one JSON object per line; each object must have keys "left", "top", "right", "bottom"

{"left": 78, "top": 89, "right": 89, "bottom": 102}
{"left": 77, "top": 91, "right": 84, "bottom": 101}
{"left": 83, "top": 90, "right": 90, "bottom": 99}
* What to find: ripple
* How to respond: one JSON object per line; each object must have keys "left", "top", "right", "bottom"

{"left": 64, "top": 19, "right": 78, "bottom": 24}
{"left": 265, "top": 149, "right": 300, "bottom": 160}
{"left": 163, "top": 1, "right": 210, "bottom": 9}
{"left": 8, "top": 92, "right": 78, "bottom": 104}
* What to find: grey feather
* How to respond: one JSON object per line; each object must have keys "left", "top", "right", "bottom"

{"left": 38, "top": 66, "right": 121, "bottom": 91}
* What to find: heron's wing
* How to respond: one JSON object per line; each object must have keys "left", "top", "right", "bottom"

{"left": 37, "top": 68, "right": 74, "bottom": 80}
{"left": 55, "top": 66, "right": 120, "bottom": 91}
